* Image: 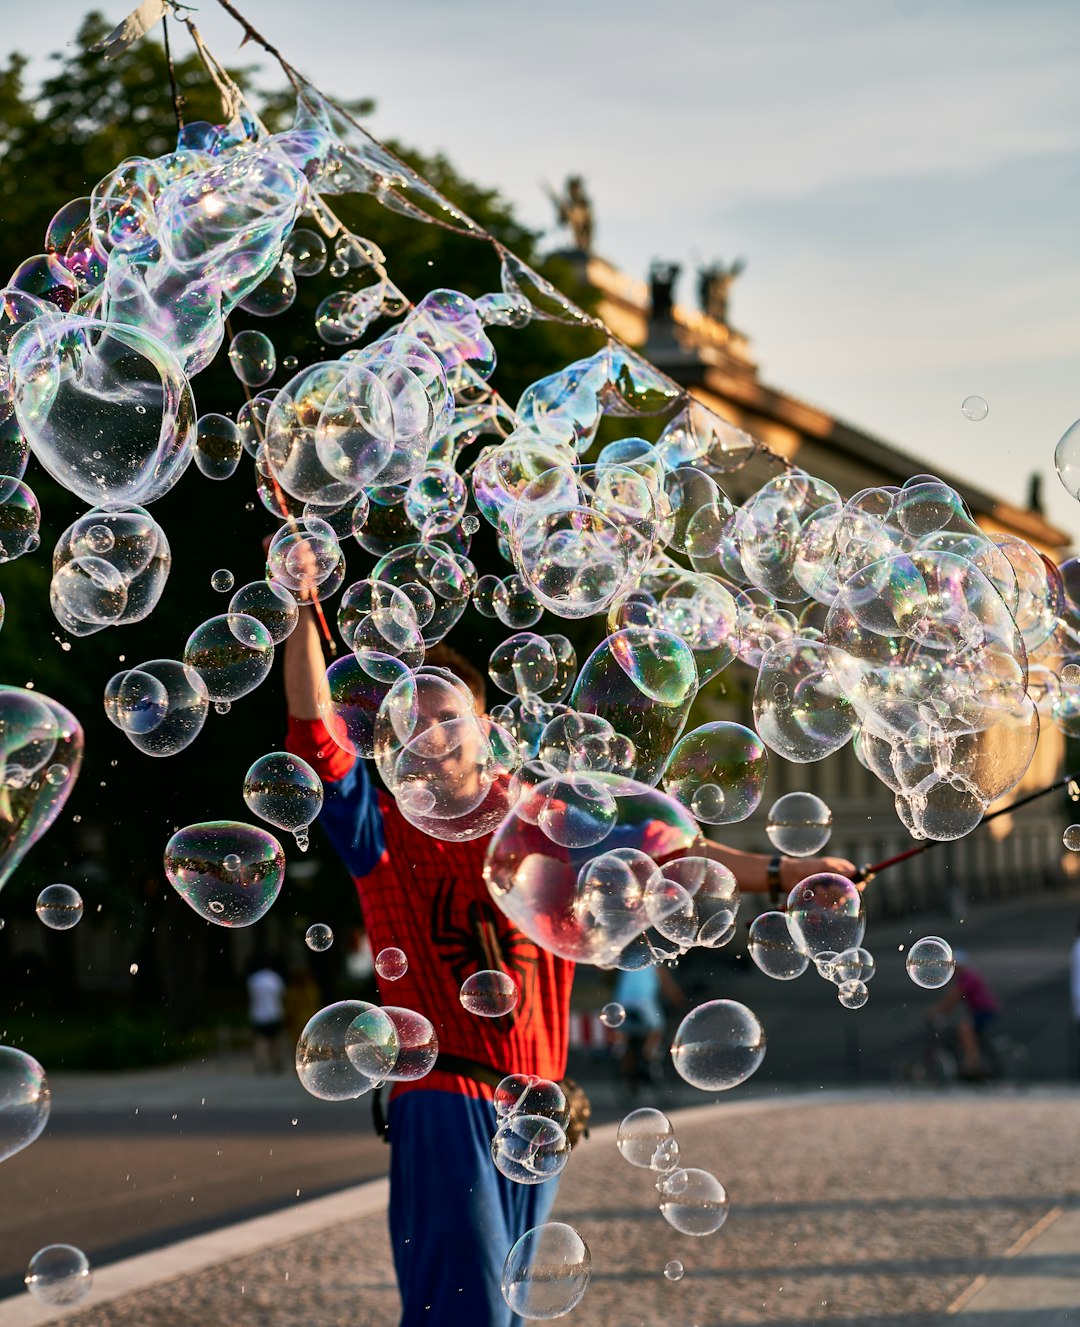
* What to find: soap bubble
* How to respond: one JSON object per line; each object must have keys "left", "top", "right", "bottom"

{"left": 785, "top": 874, "right": 865, "bottom": 957}
{"left": 105, "top": 660, "right": 208, "bottom": 756}
{"left": 211, "top": 568, "right": 234, "bottom": 593}
{"left": 183, "top": 613, "right": 274, "bottom": 703}
{"left": 486, "top": 778, "right": 702, "bottom": 964}
{"left": 375, "top": 946, "right": 408, "bottom": 981}
{"left": 670, "top": 1000, "right": 766, "bottom": 1090}
{"left": 662, "top": 722, "right": 768, "bottom": 823}
{"left": 51, "top": 504, "right": 170, "bottom": 636}
{"left": 378, "top": 1007, "right": 438, "bottom": 1080}
{"left": 0, "top": 1045, "right": 50, "bottom": 1162}
{"left": 194, "top": 413, "right": 243, "bottom": 480}
{"left": 961, "top": 395, "right": 988, "bottom": 421}
{"left": 164, "top": 821, "right": 285, "bottom": 926}
{"left": 838, "top": 978, "right": 869, "bottom": 1009}
{"left": 494, "top": 1075, "right": 570, "bottom": 1129}
{"left": 228, "top": 580, "right": 298, "bottom": 644}
{"left": 459, "top": 970, "right": 519, "bottom": 1017}
{"left": 9, "top": 315, "right": 195, "bottom": 507}
{"left": 35, "top": 883, "right": 83, "bottom": 930}
{"left": 1064, "top": 825, "right": 1080, "bottom": 851}
{"left": 658, "top": 1167, "right": 729, "bottom": 1236}
{"left": 297, "top": 1000, "right": 392, "bottom": 1099}
{"left": 906, "top": 935, "right": 955, "bottom": 988}
{"left": 501, "top": 1222, "right": 591, "bottom": 1320}
{"left": 664, "top": 1260, "right": 684, "bottom": 1282}
{"left": 228, "top": 329, "right": 276, "bottom": 386}
{"left": 491, "top": 1114, "right": 570, "bottom": 1184}
{"left": 616, "top": 1107, "right": 674, "bottom": 1169}
{"left": 600, "top": 1001, "right": 625, "bottom": 1028}
{"left": 305, "top": 923, "right": 333, "bottom": 952}
{"left": 24, "top": 1244, "right": 92, "bottom": 1307}
{"left": 285, "top": 227, "right": 327, "bottom": 276}
{"left": 748, "top": 910, "right": 809, "bottom": 980}
{"left": 833, "top": 946, "right": 876, "bottom": 983}
{"left": 243, "top": 752, "right": 323, "bottom": 832}
{"left": 0, "top": 686, "right": 83, "bottom": 895}
{"left": 0, "top": 478, "right": 40, "bottom": 562}
{"left": 765, "top": 791, "right": 833, "bottom": 857}
{"left": 343, "top": 1003, "right": 402, "bottom": 1081}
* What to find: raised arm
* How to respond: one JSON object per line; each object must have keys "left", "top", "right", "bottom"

{"left": 703, "top": 842, "right": 858, "bottom": 895}
{"left": 284, "top": 604, "right": 327, "bottom": 722}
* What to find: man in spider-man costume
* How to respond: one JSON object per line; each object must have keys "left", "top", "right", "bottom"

{"left": 284, "top": 604, "right": 855, "bottom": 1326}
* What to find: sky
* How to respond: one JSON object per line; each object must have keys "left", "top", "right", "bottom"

{"left": 6, "top": 0, "right": 1080, "bottom": 539}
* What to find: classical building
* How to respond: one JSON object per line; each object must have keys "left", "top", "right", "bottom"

{"left": 588, "top": 252, "right": 1072, "bottom": 919}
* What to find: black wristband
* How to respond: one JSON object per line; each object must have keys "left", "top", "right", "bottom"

{"left": 767, "top": 855, "right": 783, "bottom": 908}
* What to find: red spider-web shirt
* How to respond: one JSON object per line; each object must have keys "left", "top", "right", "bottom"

{"left": 286, "top": 717, "right": 575, "bottom": 1100}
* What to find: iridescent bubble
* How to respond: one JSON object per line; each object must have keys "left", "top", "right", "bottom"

{"left": 1063, "top": 663, "right": 1080, "bottom": 687}
{"left": 183, "top": 613, "right": 274, "bottom": 703}
{"left": 785, "top": 874, "right": 865, "bottom": 957}
{"left": 600, "top": 1001, "right": 625, "bottom": 1028}
{"left": 211, "top": 569, "right": 234, "bottom": 593}
{"left": 24, "top": 1244, "right": 92, "bottom": 1307}
{"left": 104, "top": 660, "right": 208, "bottom": 757}
{"left": 378, "top": 1007, "right": 438, "bottom": 1081}
{"left": 1064, "top": 825, "right": 1080, "bottom": 852}
{"left": 616, "top": 1107, "right": 674, "bottom": 1169}
{"left": 662, "top": 722, "right": 768, "bottom": 824}
{"left": 375, "top": 946, "right": 408, "bottom": 981}
{"left": 51, "top": 504, "right": 170, "bottom": 636}
{"left": 748, "top": 910, "right": 809, "bottom": 980}
{"left": 658, "top": 1167, "right": 729, "bottom": 1236}
{"left": 1055, "top": 420, "right": 1080, "bottom": 500}
{"left": 906, "top": 936, "right": 955, "bottom": 988}
{"left": 285, "top": 228, "right": 328, "bottom": 276}
{"left": 664, "top": 1260, "right": 684, "bottom": 1282}
{"left": 459, "top": 970, "right": 519, "bottom": 1017}
{"left": 670, "top": 1000, "right": 766, "bottom": 1090}
{"left": 834, "top": 947, "right": 876, "bottom": 983}
{"left": 494, "top": 1076, "right": 570, "bottom": 1129}
{"left": 0, "top": 687, "right": 83, "bottom": 896}
{"left": 164, "top": 822, "right": 285, "bottom": 927}
{"left": 0, "top": 478, "right": 41, "bottom": 563}
{"left": 243, "top": 752, "right": 323, "bottom": 832}
{"left": 297, "top": 1000, "right": 390, "bottom": 1100}
{"left": 305, "top": 923, "right": 333, "bottom": 952}
{"left": 838, "top": 978, "right": 869, "bottom": 1009}
{"left": 491, "top": 1114, "right": 570, "bottom": 1185}
{"left": 343, "top": 1004, "right": 402, "bottom": 1081}
{"left": 194, "top": 413, "right": 242, "bottom": 481}
{"left": 228, "top": 329, "right": 276, "bottom": 387}
{"left": 0, "top": 1045, "right": 50, "bottom": 1162}
{"left": 228, "top": 580, "right": 298, "bottom": 644}
{"left": 765, "top": 792, "right": 833, "bottom": 857}
{"left": 35, "top": 883, "right": 83, "bottom": 930}
{"left": 501, "top": 1222, "right": 591, "bottom": 1321}
{"left": 961, "top": 395, "right": 988, "bottom": 422}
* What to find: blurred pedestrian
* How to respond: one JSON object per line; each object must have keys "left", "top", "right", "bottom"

{"left": 1071, "top": 920, "right": 1080, "bottom": 1076}
{"left": 247, "top": 953, "right": 287, "bottom": 1073}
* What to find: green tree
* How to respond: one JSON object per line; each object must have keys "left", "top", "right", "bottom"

{"left": 0, "top": 11, "right": 601, "bottom": 1038}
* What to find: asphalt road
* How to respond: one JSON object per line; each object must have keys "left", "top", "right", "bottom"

{"left": 1, "top": 889, "right": 1076, "bottom": 1298}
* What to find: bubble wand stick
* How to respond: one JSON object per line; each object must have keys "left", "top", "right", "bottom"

{"left": 854, "top": 770, "right": 1080, "bottom": 884}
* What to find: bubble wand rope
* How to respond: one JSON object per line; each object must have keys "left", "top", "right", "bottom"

{"left": 204, "top": 0, "right": 796, "bottom": 476}
{"left": 852, "top": 770, "right": 1080, "bottom": 885}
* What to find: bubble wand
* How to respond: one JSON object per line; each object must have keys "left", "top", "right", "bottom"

{"left": 853, "top": 770, "right": 1080, "bottom": 885}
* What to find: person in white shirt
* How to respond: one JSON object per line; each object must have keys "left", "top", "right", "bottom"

{"left": 247, "top": 955, "right": 287, "bottom": 1073}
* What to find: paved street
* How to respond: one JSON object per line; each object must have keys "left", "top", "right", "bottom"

{"left": 2, "top": 888, "right": 1077, "bottom": 1304}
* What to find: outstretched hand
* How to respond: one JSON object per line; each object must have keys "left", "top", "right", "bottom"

{"left": 779, "top": 854, "right": 861, "bottom": 893}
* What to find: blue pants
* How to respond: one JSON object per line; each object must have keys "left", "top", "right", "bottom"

{"left": 388, "top": 1091, "right": 560, "bottom": 1327}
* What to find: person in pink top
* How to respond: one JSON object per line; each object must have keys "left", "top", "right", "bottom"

{"left": 932, "top": 949, "right": 1001, "bottom": 1079}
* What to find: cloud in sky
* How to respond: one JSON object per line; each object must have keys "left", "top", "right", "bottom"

{"left": 6, "top": 0, "right": 1080, "bottom": 533}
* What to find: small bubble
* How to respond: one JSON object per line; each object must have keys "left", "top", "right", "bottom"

{"left": 210, "top": 569, "right": 235, "bottom": 593}
{"left": 664, "top": 1260, "right": 684, "bottom": 1282}
{"left": 961, "top": 395, "right": 988, "bottom": 422}
{"left": 215, "top": 701, "right": 231, "bottom": 715}
{"left": 129, "top": 963, "right": 138, "bottom": 975}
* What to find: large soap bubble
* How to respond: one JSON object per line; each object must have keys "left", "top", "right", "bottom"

{"left": 51, "top": 504, "right": 170, "bottom": 636}
{"left": 485, "top": 776, "right": 702, "bottom": 964}
{"left": 662, "top": 721, "right": 768, "bottom": 824}
{"left": 785, "top": 873, "right": 865, "bottom": 957}
{"left": 9, "top": 315, "right": 195, "bottom": 506}
{"left": 164, "top": 821, "right": 285, "bottom": 926}
{"left": 501, "top": 1222, "right": 591, "bottom": 1320}
{"left": 297, "top": 1000, "right": 395, "bottom": 1100}
{"left": 183, "top": 613, "right": 275, "bottom": 703}
{"left": 670, "top": 999, "right": 766, "bottom": 1090}
{"left": 0, "top": 687, "right": 83, "bottom": 897}
{"left": 24, "top": 1244, "right": 92, "bottom": 1307}
{"left": 0, "top": 1046, "right": 50, "bottom": 1163}
{"left": 105, "top": 659, "right": 209, "bottom": 756}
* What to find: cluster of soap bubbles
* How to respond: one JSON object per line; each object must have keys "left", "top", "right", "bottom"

{"left": 617, "top": 1107, "right": 729, "bottom": 1237}
{"left": 490, "top": 1074, "right": 572, "bottom": 1186}
{"left": 1, "top": 62, "right": 1073, "bottom": 1318}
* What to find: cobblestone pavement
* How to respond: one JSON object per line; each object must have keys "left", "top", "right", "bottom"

{"left": 38, "top": 1092, "right": 1080, "bottom": 1326}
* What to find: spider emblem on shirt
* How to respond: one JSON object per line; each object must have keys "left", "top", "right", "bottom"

{"left": 430, "top": 877, "right": 540, "bottom": 1029}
